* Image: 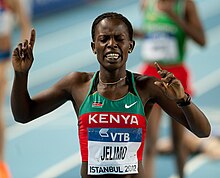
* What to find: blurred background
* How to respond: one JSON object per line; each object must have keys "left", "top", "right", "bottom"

{"left": 3, "top": 0, "right": 220, "bottom": 177}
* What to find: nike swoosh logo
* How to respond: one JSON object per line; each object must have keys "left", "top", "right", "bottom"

{"left": 125, "top": 101, "right": 137, "bottom": 109}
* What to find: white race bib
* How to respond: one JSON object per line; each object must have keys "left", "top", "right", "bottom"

{"left": 141, "top": 32, "right": 178, "bottom": 62}
{"left": 88, "top": 128, "right": 142, "bottom": 175}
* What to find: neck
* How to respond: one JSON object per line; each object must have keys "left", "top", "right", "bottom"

{"left": 99, "top": 73, "right": 126, "bottom": 85}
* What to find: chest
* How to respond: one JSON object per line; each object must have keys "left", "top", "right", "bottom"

{"left": 80, "top": 91, "right": 144, "bottom": 117}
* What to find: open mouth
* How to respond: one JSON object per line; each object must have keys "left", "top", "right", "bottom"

{"left": 105, "top": 53, "right": 120, "bottom": 62}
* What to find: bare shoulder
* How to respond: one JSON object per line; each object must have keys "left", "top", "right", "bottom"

{"left": 67, "top": 71, "right": 94, "bottom": 82}
{"left": 62, "top": 71, "right": 94, "bottom": 87}
{"left": 52, "top": 71, "right": 95, "bottom": 103}
{"left": 186, "top": 0, "right": 196, "bottom": 6}
{"left": 133, "top": 72, "right": 157, "bottom": 88}
{"left": 52, "top": 71, "right": 94, "bottom": 91}
{"left": 140, "top": 0, "right": 148, "bottom": 10}
{"left": 133, "top": 72, "right": 162, "bottom": 103}
{"left": 185, "top": 0, "right": 197, "bottom": 13}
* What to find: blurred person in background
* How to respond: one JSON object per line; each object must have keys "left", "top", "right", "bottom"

{"left": 0, "top": 0, "right": 31, "bottom": 177}
{"left": 134, "top": 0, "right": 206, "bottom": 177}
{"left": 156, "top": 129, "right": 220, "bottom": 160}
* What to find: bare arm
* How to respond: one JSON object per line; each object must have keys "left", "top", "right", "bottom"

{"left": 157, "top": 94, "right": 211, "bottom": 138}
{"left": 11, "top": 73, "right": 71, "bottom": 123}
{"left": 177, "top": 103, "right": 210, "bottom": 138}
{"left": 11, "top": 29, "right": 71, "bottom": 123}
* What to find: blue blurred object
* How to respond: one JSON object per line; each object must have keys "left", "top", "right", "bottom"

{"left": 32, "top": 0, "right": 98, "bottom": 18}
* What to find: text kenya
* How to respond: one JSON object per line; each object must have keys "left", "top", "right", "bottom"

{"left": 89, "top": 114, "right": 139, "bottom": 125}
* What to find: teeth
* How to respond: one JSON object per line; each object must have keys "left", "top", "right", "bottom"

{"left": 106, "top": 53, "right": 119, "bottom": 59}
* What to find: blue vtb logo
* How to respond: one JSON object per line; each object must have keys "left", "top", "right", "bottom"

{"left": 88, "top": 128, "right": 142, "bottom": 142}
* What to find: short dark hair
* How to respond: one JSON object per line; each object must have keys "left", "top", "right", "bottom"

{"left": 91, "top": 12, "right": 133, "bottom": 41}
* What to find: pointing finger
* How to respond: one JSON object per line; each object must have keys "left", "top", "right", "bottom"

{"left": 154, "top": 62, "right": 167, "bottom": 78}
{"left": 29, "top": 28, "right": 36, "bottom": 49}
{"left": 154, "top": 62, "right": 162, "bottom": 72}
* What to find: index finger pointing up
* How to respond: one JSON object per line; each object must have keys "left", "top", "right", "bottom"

{"left": 29, "top": 28, "right": 36, "bottom": 49}
{"left": 154, "top": 62, "right": 162, "bottom": 72}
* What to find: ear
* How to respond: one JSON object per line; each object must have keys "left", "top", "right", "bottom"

{"left": 128, "top": 40, "right": 135, "bottom": 53}
{"left": 91, "top": 42, "right": 96, "bottom": 54}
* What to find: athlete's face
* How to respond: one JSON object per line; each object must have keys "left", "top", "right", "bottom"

{"left": 91, "top": 18, "right": 134, "bottom": 71}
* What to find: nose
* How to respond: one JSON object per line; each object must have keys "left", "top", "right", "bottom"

{"left": 107, "top": 37, "right": 117, "bottom": 48}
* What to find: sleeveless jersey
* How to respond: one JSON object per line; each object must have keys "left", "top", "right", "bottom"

{"left": 78, "top": 71, "right": 146, "bottom": 175}
{"left": 141, "top": 0, "right": 186, "bottom": 64}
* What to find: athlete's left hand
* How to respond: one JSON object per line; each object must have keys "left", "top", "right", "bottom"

{"left": 154, "top": 62, "right": 185, "bottom": 101}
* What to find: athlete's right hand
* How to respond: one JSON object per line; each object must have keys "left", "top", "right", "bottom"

{"left": 12, "top": 28, "right": 36, "bottom": 73}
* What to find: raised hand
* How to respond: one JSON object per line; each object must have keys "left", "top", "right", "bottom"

{"left": 154, "top": 62, "right": 185, "bottom": 101}
{"left": 12, "top": 28, "right": 36, "bottom": 73}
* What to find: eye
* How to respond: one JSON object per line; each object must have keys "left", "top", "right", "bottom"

{"left": 115, "top": 35, "right": 125, "bottom": 42}
{"left": 99, "top": 36, "right": 109, "bottom": 43}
